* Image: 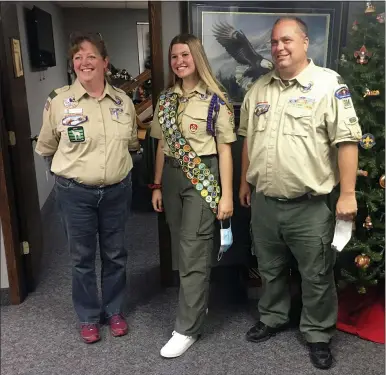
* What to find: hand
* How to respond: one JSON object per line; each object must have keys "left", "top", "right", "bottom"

{"left": 217, "top": 196, "right": 233, "bottom": 220}
{"left": 152, "top": 189, "right": 163, "bottom": 212}
{"left": 336, "top": 192, "right": 357, "bottom": 221}
{"left": 239, "top": 182, "right": 251, "bottom": 208}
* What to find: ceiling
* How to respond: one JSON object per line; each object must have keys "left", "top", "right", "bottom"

{"left": 55, "top": 1, "right": 148, "bottom": 9}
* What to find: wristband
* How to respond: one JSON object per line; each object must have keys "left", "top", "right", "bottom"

{"left": 148, "top": 183, "right": 162, "bottom": 190}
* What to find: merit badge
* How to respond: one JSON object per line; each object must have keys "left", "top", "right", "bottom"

{"left": 114, "top": 96, "right": 123, "bottom": 106}
{"left": 109, "top": 108, "right": 123, "bottom": 119}
{"left": 63, "top": 96, "right": 78, "bottom": 108}
{"left": 189, "top": 123, "right": 198, "bottom": 133}
{"left": 335, "top": 86, "right": 351, "bottom": 99}
{"left": 67, "top": 126, "right": 85, "bottom": 142}
{"left": 62, "top": 115, "right": 88, "bottom": 127}
{"left": 359, "top": 133, "right": 376, "bottom": 149}
{"left": 254, "top": 102, "right": 270, "bottom": 116}
{"left": 300, "top": 81, "right": 313, "bottom": 93}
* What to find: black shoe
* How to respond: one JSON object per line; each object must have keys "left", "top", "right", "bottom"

{"left": 246, "top": 321, "right": 288, "bottom": 343}
{"left": 308, "top": 342, "right": 333, "bottom": 369}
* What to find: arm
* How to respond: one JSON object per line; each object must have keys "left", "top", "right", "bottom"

{"left": 217, "top": 143, "right": 233, "bottom": 220}
{"left": 154, "top": 139, "right": 165, "bottom": 185}
{"left": 239, "top": 138, "right": 251, "bottom": 207}
{"left": 127, "top": 98, "right": 140, "bottom": 151}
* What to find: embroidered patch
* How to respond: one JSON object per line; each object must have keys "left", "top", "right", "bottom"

{"left": 114, "top": 95, "right": 123, "bottom": 106}
{"left": 349, "top": 116, "right": 358, "bottom": 124}
{"left": 63, "top": 96, "right": 78, "bottom": 108}
{"left": 254, "top": 102, "right": 270, "bottom": 116}
{"left": 110, "top": 108, "right": 123, "bottom": 119}
{"left": 288, "top": 96, "right": 315, "bottom": 110}
{"left": 189, "top": 123, "right": 198, "bottom": 133}
{"left": 343, "top": 98, "right": 353, "bottom": 109}
{"left": 44, "top": 100, "right": 51, "bottom": 111}
{"left": 300, "top": 81, "right": 313, "bottom": 93}
{"left": 62, "top": 115, "right": 88, "bottom": 127}
{"left": 335, "top": 86, "right": 351, "bottom": 99}
{"left": 67, "top": 126, "right": 85, "bottom": 142}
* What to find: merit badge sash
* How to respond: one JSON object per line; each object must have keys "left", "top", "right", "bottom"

{"left": 158, "top": 91, "right": 221, "bottom": 214}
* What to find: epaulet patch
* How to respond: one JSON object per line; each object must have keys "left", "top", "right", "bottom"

{"left": 48, "top": 90, "right": 57, "bottom": 100}
{"left": 45, "top": 90, "right": 58, "bottom": 111}
{"left": 55, "top": 85, "right": 70, "bottom": 94}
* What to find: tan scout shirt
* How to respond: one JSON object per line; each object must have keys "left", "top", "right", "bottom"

{"left": 150, "top": 80, "right": 236, "bottom": 156}
{"left": 238, "top": 60, "right": 362, "bottom": 198}
{"left": 35, "top": 79, "right": 139, "bottom": 186}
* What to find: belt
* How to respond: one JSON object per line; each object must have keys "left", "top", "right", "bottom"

{"left": 266, "top": 193, "right": 327, "bottom": 203}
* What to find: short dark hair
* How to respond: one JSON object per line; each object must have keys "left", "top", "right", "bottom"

{"left": 273, "top": 17, "right": 309, "bottom": 37}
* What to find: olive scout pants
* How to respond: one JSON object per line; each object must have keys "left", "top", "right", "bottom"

{"left": 250, "top": 191, "right": 337, "bottom": 343}
{"left": 162, "top": 155, "right": 219, "bottom": 336}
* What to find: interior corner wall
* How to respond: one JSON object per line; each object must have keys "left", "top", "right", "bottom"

{"left": 0, "top": 223, "right": 9, "bottom": 289}
{"left": 16, "top": 1, "right": 68, "bottom": 209}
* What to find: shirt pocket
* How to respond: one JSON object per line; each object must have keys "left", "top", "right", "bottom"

{"left": 111, "top": 112, "right": 132, "bottom": 140}
{"left": 183, "top": 105, "right": 208, "bottom": 135}
{"left": 283, "top": 107, "right": 312, "bottom": 137}
{"left": 253, "top": 113, "right": 268, "bottom": 132}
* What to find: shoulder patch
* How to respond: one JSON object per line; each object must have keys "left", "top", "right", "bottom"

{"left": 112, "top": 85, "right": 125, "bottom": 94}
{"left": 55, "top": 85, "right": 70, "bottom": 94}
{"left": 48, "top": 90, "right": 57, "bottom": 101}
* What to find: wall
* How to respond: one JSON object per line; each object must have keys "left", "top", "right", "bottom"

{"left": 1, "top": 223, "right": 9, "bottom": 288}
{"left": 62, "top": 8, "right": 148, "bottom": 77}
{"left": 17, "top": 2, "right": 68, "bottom": 208}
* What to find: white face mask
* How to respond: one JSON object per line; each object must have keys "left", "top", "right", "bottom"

{"left": 218, "top": 219, "right": 233, "bottom": 261}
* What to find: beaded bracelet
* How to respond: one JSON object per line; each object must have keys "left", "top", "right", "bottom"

{"left": 148, "top": 183, "right": 162, "bottom": 190}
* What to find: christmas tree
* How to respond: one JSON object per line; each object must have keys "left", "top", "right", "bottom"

{"left": 337, "top": 2, "right": 385, "bottom": 293}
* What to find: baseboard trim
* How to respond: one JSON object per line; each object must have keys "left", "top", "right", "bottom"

{"left": 0, "top": 287, "right": 11, "bottom": 306}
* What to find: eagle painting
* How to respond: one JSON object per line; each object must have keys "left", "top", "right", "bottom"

{"left": 212, "top": 22, "right": 273, "bottom": 92}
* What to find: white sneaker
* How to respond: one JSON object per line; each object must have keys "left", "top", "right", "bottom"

{"left": 160, "top": 331, "right": 197, "bottom": 358}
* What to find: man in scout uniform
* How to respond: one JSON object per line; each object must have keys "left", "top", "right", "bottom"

{"left": 238, "top": 17, "right": 361, "bottom": 369}
{"left": 36, "top": 34, "right": 138, "bottom": 343}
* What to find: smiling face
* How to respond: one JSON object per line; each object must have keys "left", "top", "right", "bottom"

{"left": 271, "top": 19, "right": 309, "bottom": 77}
{"left": 72, "top": 41, "right": 108, "bottom": 85}
{"left": 170, "top": 43, "right": 196, "bottom": 80}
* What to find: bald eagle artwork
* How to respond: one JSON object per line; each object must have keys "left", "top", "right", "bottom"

{"left": 212, "top": 22, "right": 273, "bottom": 92}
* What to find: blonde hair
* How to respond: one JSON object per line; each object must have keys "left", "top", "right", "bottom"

{"left": 167, "top": 34, "right": 232, "bottom": 110}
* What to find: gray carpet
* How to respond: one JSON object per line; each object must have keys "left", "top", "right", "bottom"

{"left": 1, "top": 194, "right": 384, "bottom": 375}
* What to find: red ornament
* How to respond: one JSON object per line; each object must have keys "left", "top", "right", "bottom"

{"left": 354, "top": 45, "right": 372, "bottom": 64}
{"left": 355, "top": 254, "right": 371, "bottom": 269}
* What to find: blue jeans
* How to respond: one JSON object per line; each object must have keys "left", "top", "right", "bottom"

{"left": 55, "top": 173, "right": 132, "bottom": 324}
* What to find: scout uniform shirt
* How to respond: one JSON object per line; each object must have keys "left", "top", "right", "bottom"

{"left": 238, "top": 60, "right": 362, "bottom": 199}
{"left": 150, "top": 80, "right": 236, "bottom": 155}
{"left": 35, "top": 79, "right": 139, "bottom": 186}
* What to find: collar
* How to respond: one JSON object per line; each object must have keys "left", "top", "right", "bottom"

{"left": 264, "top": 59, "right": 315, "bottom": 87}
{"left": 172, "top": 80, "right": 208, "bottom": 96}
{"left": 71, "top": 79, "right": 117, "bottom": 101}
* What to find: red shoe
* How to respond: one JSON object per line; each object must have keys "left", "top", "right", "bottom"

{"left": 80, "top": 323, "right": 100, "bottom": 344}
{"left": 109, "top": 314, "right": 128, "bottom": 337}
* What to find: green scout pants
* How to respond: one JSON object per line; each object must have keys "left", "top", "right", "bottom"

{"left": 162, "top": 155, "right": 219, "bottom": 336}
{"left": 250, "top": 191, "right": 337, "bottom": 343}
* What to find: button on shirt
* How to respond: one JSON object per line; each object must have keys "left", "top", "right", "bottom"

{"left": 238, "top": 60, "right": 362, "bottom": 198}
{"left": 35, "top": 79, "right": 139, "bottom": 186}
{"left": 150, "top": 81, "right": 236, "bottom": 156}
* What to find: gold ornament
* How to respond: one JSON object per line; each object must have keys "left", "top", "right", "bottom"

{"left": 379, "top": 175, "right": 385, "bottom": 188}
{"left": 363, "top": 215, "right": 373, "bottom": 229}
{"left": 355, "top": 254, "right": 371, "bottom": 268}
{"left": 365, "top": 2, "right": 376, "bottom": 13}
{"left": 358, "top": 286, "right": 367, "bottom": 294}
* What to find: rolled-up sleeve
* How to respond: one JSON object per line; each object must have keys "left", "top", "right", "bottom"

{"left": 150, "top": 99, "right": 162, "bottom": 140}
{"left": 127, "top": 98, "right": 140, "bottom": 151}
{"left": 326, "top": 84, "right": 362, "bottom": 147}
{"left": 215, "top": 102, "right": 236, "bottom": 144}
{"left": 237, "top": 94, "right": 250, "bottom": 137}
{"left": 35, "top": 97, "right": 60, "bottom": 156}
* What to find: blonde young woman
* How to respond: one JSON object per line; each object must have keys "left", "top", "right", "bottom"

{"left": 150, "top": 33, "right": 236, "bottom": 358}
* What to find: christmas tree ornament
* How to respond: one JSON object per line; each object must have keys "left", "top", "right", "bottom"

{"left": 355, "top": 254, "right": 371, "bottom": 268}
{"left": 357, "top": 169, "right": 369, "bottom": 177}
{"left": 339, "top": 54, "right": 348, "bottom": 64}
{"left": 379, "top": 174, "right": 385, "bottom": 188}
{"left": 363, "top": 88, "right": 381, "bottom": 97}
{"left": 363, "top": 215, "right": 373, "bottom": 230}
{"left": 359, "top": 133, "right": 376, "bottom": 149}
{"left": 376, "top": 13, "right": 385, "bottom": 23}
{"left": 354, "top": 45, "right": 372, "bottom": 64}
{"left": 352, "top": 20, "right": 359, "bottom": 31}
{"left": 358, "top": 286, "right": 367, "bottom": 294}
{"left": 365, "top": 1, "right": 376, "bottom": 13}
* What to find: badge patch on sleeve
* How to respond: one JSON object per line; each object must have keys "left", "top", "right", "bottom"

{"left": 342, "top": 98, "right": 353, "bottom": 109}
{"left": 335, "top": 86, "right": 351, "bottom": 99}
{"left": 254, "top": 102, "right": 270, "bottom": 116}
{"left": 67, "top": 126, "right": 85, "bottom": 142}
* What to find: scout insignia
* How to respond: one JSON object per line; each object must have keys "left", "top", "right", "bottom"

{"left": 359, "top": 133, "right": 376, "bottom": 149}
{"left": 343, "top": 98, "right": 353, "bottom": 109}
{"left": 335, "top": 86, "right": 351, "bottom": 99}
{"left": 67, "top": 126, "right": 85, "bottom": 142}
{"left": 254, "top": 102, "right": 270, "bottom": 116}
{"left": 189, "top": 123, "right": 198, "bottom": 133}
{"left": 300, "top": 81, "right": 313, "bottom": 93}
{"left": 64, "top": 96, "right": 78, "bottom": 108}
{"left": 62, "top": 115, "right": 88, "bottom": 126}
{"left": 110, "top": 108, "right": 123, "bottom": 119}
{"left": 199, "top": 93, "right": 208, "bottom": 100}
{"left": 114, "top": 95, "right": 123, "bottom": 106}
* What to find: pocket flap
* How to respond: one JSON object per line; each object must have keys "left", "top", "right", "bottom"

{"left": 286, "top": 106, "right": 312, "bottom": 119}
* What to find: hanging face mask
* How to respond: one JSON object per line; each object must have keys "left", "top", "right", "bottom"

{"left": 218, "top": 219, "right": 233, "bottom": 261}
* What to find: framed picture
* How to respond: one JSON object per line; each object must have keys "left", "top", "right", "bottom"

{"left": 137, "top": 22, "right": 150, "bottom": 74}
{"left": 183, "top": 1, "right": 348, "bottom": 105}
{"left": 11, "top": 38, "right": 24, "bottom": 78}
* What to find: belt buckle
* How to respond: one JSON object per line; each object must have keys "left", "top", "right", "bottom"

{"left": 277, "top": 197, "right": 288, "bottom": 202}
